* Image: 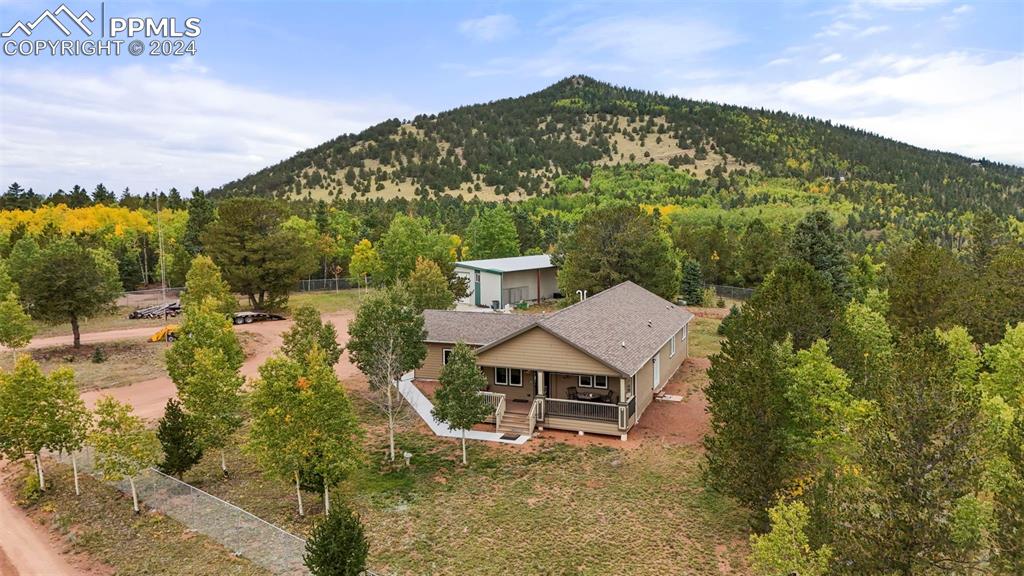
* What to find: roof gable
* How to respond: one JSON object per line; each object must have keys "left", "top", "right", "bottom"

{"left": 536, "top": 282, "right": 694, "bottom": 375}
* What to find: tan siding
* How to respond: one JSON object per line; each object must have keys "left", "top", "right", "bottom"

{"left": 633, "top": 327, "right": 689, "bottom": 422}
{"left": 415, "top": 343, "right": 450, "bottom": 380}
{"left": 483, "top": 367, "right": 536, "bottom": 406}
{"left": 476, "top": 327, "right": 618, "bottom": 375}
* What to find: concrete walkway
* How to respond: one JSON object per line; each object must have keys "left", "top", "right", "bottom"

{"left": 397, "top": 373, "right": 530, "bottom": 445}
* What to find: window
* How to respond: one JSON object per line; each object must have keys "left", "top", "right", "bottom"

{"left": 670, "top": 333, "right": 677, "bottom": 357}
{"left": 578, "top": 374, "right": 608, "bottom": 389}
{"left": 474, "top": 270, "right": 481, "bottom": 283}
{"left": 442, "top": 348, "right": 453, "bottom": 365}
{"left": 495, "top": 367, "right": 522, "bottom": 387}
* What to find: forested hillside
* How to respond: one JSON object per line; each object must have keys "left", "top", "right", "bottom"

{"left": 214, "top": 75, "right": 1022, "bottom": 218}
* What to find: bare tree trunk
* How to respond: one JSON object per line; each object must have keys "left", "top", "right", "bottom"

{"left": 386, "top": 383, "right": 397, "bottom": 461}
{"left": 294, "top": 470, "right": 304, "bottom": 516}
{"left": 461, "top": 430, "right": 468, "bottom": 465}
{"left": 34, "top": 453, "right": 45, "bottom": 491}
{"left": 129, "top": 476, "right": 139, "bottom": 514}
{"left": 70, "top": 314, "right": 81, "bottom": 348}
{"left": 323, "top": 484, "right": 330, "bottom": 515}
{"left": 220, "top": 450, "right": 227, "bottom": 477}
{"left": 72, "top": 453, "right": 80, "bottom": 496}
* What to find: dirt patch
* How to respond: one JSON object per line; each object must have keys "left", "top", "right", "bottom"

{"left": 689, "top": 306, "right": 731, "bottom": 319}
{"left": 1, "top": 339, "right": 169, "bottom": 392}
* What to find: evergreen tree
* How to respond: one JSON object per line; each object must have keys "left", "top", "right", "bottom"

{"left": 789, "top": 210, "right": 850, "bottom": 301}
{"left": 202, "top": 197, "right": 317, "bottom": 309}
{"left": 737, "top": 218, "right": 779, "bottom": 286}
{"left": 156, "top": 398, "right": 203, "bottom": 479}
{"left": 432, "top": 342, "right": 492, "bottom": 464}
{"left": 704, "top": 259, "right": 839, "bottom": 528}
{"left": 182, "top": 189, "right": 215, "bottom": 255}
{"left": 680, "top": 258, "right": 704, "bottom": 305}
{"left": 303, "top": 505, "right": 369, "bottom": 576}
{"left": 967, "top": 208, "right": 1006, "bottom": 269}
{"left": 839, "top": 333, "right": 988, "bottom": 573}
{"left": 886, "top": 239, "right": 965, "bottom": 335}
{"left": 17, "top": 239, "right": 121, "bottom": 347}
{"left": 559, "top": 202, "right": 681, "bottom": 300}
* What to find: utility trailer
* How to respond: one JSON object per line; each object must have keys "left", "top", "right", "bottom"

{"left": 128, "top": 301, "right": 182, "bottom": 319}
{"left": 231, "top": 311, "right": 285, "bottom": 325}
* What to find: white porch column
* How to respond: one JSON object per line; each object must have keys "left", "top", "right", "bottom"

{"left": 619, "top": 377, "right": 626, "bottom": 402}
{"left": 537, "top": 371, "right": 546, "bottom": 397}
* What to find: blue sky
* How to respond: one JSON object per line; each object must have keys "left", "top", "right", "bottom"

{"left": 1, "top": 0, "right": 1022, "bottom": 195}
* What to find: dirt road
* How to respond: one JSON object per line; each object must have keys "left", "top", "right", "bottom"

{"left": 0, "top": 465, "right": 88, "bottom": 576}
{"left": 77, "top": 310, "right": 359, "bottom": 419}
{"left": 1, "top": 311, "right": 359, "bottom": 575}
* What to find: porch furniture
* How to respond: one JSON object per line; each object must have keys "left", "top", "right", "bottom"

{"left": 566, "top": 386, "right": 578, "bottom": 400}
{"left": 576, "top": 389, "right": 611, "bottom": 402}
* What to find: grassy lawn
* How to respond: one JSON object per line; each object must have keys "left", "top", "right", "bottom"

{"left": 7, "top": 463, "right": 269, "bottom": 576}
{"left": 688, "top": 317, "right": 724, "bottom": 358}
{"left": 181, "top": 393, "right": 751, "bottom": 576}
{"left": 0, "top": 339, "right": 169, "bottom": 391}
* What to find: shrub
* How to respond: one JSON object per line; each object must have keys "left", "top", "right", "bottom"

{"left": 701, "top": 287, "right": 717, "bottom": 307}
{"left": 304, "top": 505, "right": 369, "bottom": 576}
{"left": 90, "top": 346, "right": 107, "bottom": 364}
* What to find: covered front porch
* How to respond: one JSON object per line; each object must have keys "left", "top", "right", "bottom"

{"left": 478, "top": 367, "right": 638, "bottom": 439}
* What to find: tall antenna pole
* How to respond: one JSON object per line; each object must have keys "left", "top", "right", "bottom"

{"left": 156, "top": 194, "right": 167, "bottom": 304}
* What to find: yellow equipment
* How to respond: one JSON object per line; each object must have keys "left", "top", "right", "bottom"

{"left": 149, "top": 325, "right": 179, "bottom": 343}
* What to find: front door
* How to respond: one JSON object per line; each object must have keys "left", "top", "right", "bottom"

{"left": 474, "top": 270, "right": 481, "bottom": 307}
{"left": 652, "top": 353, "right": 661, "bottom": 390}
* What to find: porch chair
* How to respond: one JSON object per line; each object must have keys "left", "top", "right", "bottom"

{"left": 566, "top": 386, "right": 577, "bottom": 400}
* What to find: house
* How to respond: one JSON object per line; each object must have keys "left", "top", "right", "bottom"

{"left": 454, "top": 254, "right": 558, "bottom": 308}
{"left": 415, "top": 281, "right": 694, "bottom": 440}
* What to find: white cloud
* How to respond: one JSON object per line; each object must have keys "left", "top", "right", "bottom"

{"left": 820, "top": 53, "right": 845, "bottom": 63}
{"left": 857, "top": 25, "right": 891, "bottom": 37}
{"left": 0, "top": 65, "right": 415, "bottom": 193}
{"left": 458, "top": 14, "right": 518, "bottom": 42}
{"left": 679, "top": 52, "right": 1024, "bottom": 165}
{"left": 952, "top": 4, "right": 973, "bottom": 14}
{"left": 766, "top": 57, "right": 793, "bottom": 67}
{"left": 858, "top": 0, "right": 948, "bottom": 10}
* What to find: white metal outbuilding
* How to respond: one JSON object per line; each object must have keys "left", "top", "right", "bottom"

{"left": 454, "top": 254, "right": 559, "bottom": 308}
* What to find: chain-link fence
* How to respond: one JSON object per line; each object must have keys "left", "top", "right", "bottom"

{"left": 709, "top": 284, "right": 754, "bottom": 301}
{"left": 116, "top": 287, "right": 184, "bottom": 308}
{"left": 56, "top": 447, "right": 309, "bottom": 575}
{"left": 295, "top": 277, "right": 361, "bottom": 292}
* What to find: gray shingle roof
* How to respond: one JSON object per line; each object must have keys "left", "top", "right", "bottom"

{"left": 422, "top": 310, "right": 536, "bottom": 346}
{"left": 424, "top": 282, "right": 694, "bottom": 376}
{"left": 536, "top": 281, "right": 694, "bottom": 376}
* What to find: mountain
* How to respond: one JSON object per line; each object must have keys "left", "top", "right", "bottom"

{"left": 213, "top": 76, "right": 1023, "bottom": 218}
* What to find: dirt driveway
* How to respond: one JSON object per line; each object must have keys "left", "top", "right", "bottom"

{"left": 74, "top": 310, "right": 360, "bottom": 419}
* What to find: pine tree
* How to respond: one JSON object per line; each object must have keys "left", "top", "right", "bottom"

{"left": 156, "top": 399, "right": 203, "bottom": 479}
{"left": 789, "top": 210, "right": 850, "bottom": 301}
{"left": 303, "top": 505, "right": 369, "bottom": 576}
{"left": 680, "top": 258, "right": 704, "bottom": 305}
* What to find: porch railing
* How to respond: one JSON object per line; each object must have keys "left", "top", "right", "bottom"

{"left": 479, "top": 391, "right": 506, "bottom": 428}
{"left": 528, "top": 399, "right": 541, "bottom": 435}
{"left": 545, "top": 398, "right": 618, "bottom": 422}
